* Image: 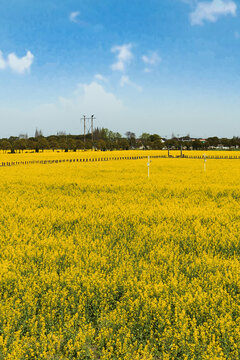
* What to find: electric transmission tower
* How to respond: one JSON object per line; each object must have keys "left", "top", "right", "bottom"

{"left": 81, "top": 115, "right": 96, "bottom": 149}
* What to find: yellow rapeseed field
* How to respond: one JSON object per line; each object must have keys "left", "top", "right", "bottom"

{"left": 1, "top": 153, "right": 240, "bottom": 359}
{"left": 1, "top": 149, "right": 240, "bottom": 163}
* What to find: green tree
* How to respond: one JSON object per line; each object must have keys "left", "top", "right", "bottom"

{"left": 37, "top": 137, "right": 49, "bottom": 152}
{"left": 97, "top": 139, "right": 107, "bottom": 151}
{"left": 125, "top": 131, "right": 136, "bottom": 148}
{"left": 14, "top": 139, "right": 27, "bottom": 153}
{"left": 76, "top": 140, "right": 84, "bottom": 150}
{"left": 48, "top": 136, "right": 59, "bottom": 152}
{"left": 118, "top": 138, "right": 129, "bottom": 150}
{"left": 0, "top": 139, "right": 11, "bottom": 152}
{"left": 140, "top": 133, "right": 151, "bottom": 149}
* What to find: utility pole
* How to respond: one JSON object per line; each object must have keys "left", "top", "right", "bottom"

{"left": 81, "top": 115, "right": 87, "bottom": 150}
{"left": 91, "top": 115, "right": 94, "bottom": 143}
{"left": 91, "top": 115, "right": 93, "bottom": 142}
{"left": 83, "top": 115, "right": 86, "bottom": 144}
{"left": 81, "top": 115, "right": 86, "bottom": 143}
{"left": 91, "top": 115, "right": 96, "bottom": 149}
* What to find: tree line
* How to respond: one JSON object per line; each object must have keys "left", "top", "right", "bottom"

{"left": 0, "top": 128, "right": 240, "bottom": 153}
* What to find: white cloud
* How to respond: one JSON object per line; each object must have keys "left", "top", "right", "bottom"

{"left": 69, "top": 11, "right": 80, "bottom": 23}
{"left": 7, "top": 51, "right": 34, "bottom": 74}
{"left": 142, "top": 52, "right": 161, "bottom": 74}
{"left": 111, "top": 44, "right": 133, "bottom": 72}
{"left": 142, "top": 52, "right": 161, "bottom": 66}
{"left": 120, "top": 75, "right": 142, "bottom": 92}
{"left": 190, "top": 0, "right": 237, "bottom": 25}
{"left": 0, "top": 50, "right": 34, "bottom": 74}
{"left": 95, "top": 73, "right": 108, "bottom": 82}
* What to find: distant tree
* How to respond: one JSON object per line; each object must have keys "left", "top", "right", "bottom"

{"left": 93, "top": 128, "right": 101, "bottom": 141}
{"left": 118, "top": 138, "right": 129, "bottom": 150}
{"left": 192, "top": 139, "right": 204, "bottom": 150}
{"left": 97, "top": 139, "right": 107, "bottom": 151}
{"left": 48, "top": 136, "right": 59, "bottom": 152}
{"left": 27, "top": 138, "right": 37, "bottom": 151}
{"left": 229, "top": 137, "right": 239, "bottom": 148}
{"left": 67, "top": 138, "right": 77, "bottom": 151}
{"left": 85, "top": 140, "right": 92, "bottom": 150}
{"left": 221, "top": 138, "right": 230, "bottom": 147}
{"left": 0, "top": 139, "right": 11, "bottom": 152}
{"left": 93, "top": 128, "right": 107, "bottom": 141}
{"left": 9, "top": 136, "right": 18, "bottom": 143}
{"left": 165, "top": 138, "right": 178, "bottom": 149}
{"left": 58, "top": 138, "right": 68, "bottom": 152}
{"left": 8, "top": 137, "right": 18, "bottom": 153}
{"left": 76, "top": 140, "right": 84, "bottom": 150}
{"left": 57, "top": 131, "right": 66, "bottom": 136}
{"left": 140, "top": 133, "right": 151, "bottom": 149}
{"left": 181, "top": 134, "right": 191, "bottom": 141}
{"left": 14, "top": 139, "right": 27, "bottom": 152}
{"left": 149, "top": 134, "right": 161, "bottom": 142}
{"left": 207, "top": 137, "right": 219, "bottom": 148}
{"left": 115, "top": 132, "right": 122, "bottom": 139}
{"left": 152, "top": 139, "right": 163, "bottom": 150}
{"left": 125, "top": 131, "right": 136, "bottom": 147}
{"left": 184, "top": 141, "right": 192, "bottom": 150}
{"left": 125, "top": 131, "right": 136, "bottom": 139}
{"left": 102, "top": 128, "right": 111, "bottom": 140}
{"left": 37, "top": 137, "right": 49, "bottom": 152}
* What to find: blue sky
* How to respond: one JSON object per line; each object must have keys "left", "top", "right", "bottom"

{"left": 0, "top": 0, "right": 240, "bottom": 138}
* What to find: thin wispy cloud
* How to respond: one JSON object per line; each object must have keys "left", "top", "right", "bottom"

{"left": 111, "top": 44, "right": 133, "bottom": 71}
{"left": 120, "top": 75, "right": 142, "bottom": 92}
{"left": 69, "top": 11, "right": 103, "bottom": 32}
{"left": 0, "top": 50, "right": 34, "bottom": 74}
{"left": 95, "top": 74, "right": 108, "bottom": 82}
{"left": 190, "top": 0, "right": 237, "bottom": 25}
{"left": 142, "top": 51, "right": 161, "bottom": 73}
{"left": 120, "top": 75, "right": 130, "bottom": 87}
{"left": 142, "top": 52, "right": 161, "bottom": 65}
{"left": 69, "top": 11, "right": 80, "bottom": 23}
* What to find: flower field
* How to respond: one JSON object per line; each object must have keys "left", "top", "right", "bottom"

{"left": 0, "top": 154, "right": 240, "bottom": 359}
